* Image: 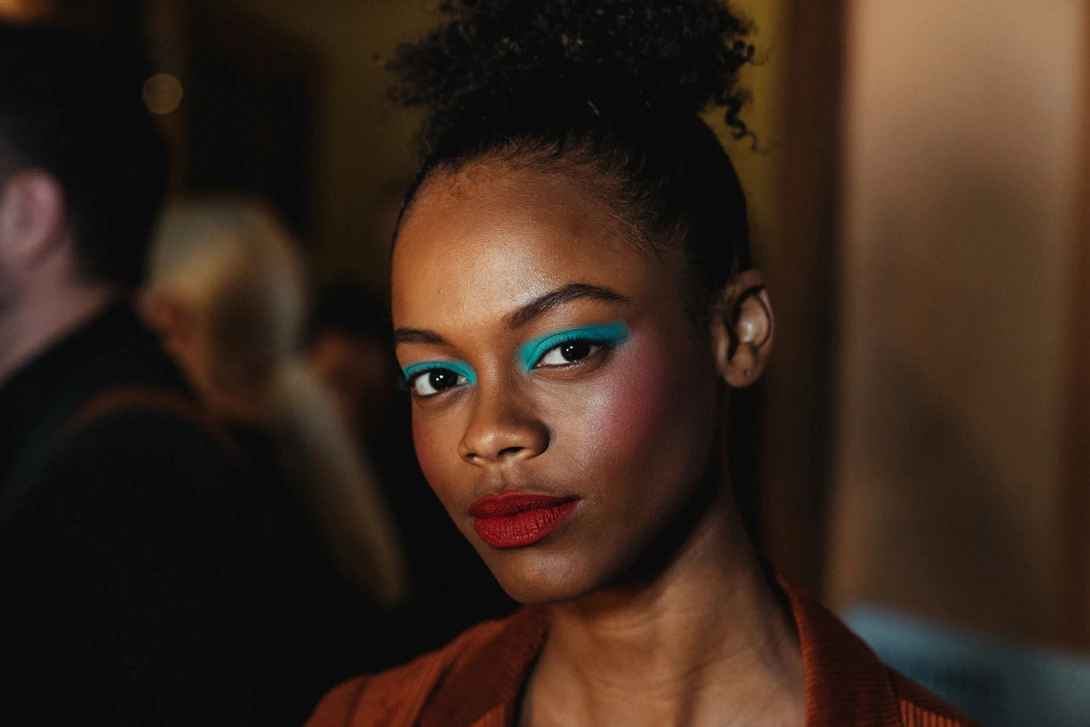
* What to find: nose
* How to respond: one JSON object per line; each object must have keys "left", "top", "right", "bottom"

{"left": 458, "top": 386, "right": 550, "bottom": 466}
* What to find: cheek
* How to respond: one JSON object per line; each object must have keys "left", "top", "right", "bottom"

{"left": 569, "top": 334, "right": 698, "bottom": 474}
{"left": 411, "top": 412, "right": 460, "bottom": 505}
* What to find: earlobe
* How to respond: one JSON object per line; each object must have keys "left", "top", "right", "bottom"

{"left": 710, "top": 269, "right": 774, "bottom": 389}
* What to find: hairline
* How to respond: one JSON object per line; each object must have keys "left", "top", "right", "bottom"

{"left": 395, "top": 147, "right": 671, "bottom": 264}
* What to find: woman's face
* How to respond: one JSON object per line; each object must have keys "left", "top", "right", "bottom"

{"left": 391, "top": 162, "right": 722, "bottom": 604}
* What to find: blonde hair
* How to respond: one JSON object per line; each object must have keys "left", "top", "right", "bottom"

{"left": 146, "top": 197, "right": 406, "bottom": 604}
{"left": 146, "top": 197, "right": 308, "bottom": 393}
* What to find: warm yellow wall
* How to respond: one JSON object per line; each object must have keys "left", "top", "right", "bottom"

{"left": 223, "top": 0, "right": 787, "bottom": 289}
{"left": 223, "top": 0, "right": 434, "bottom": 289}
{"left": 712, "top": 0, "right": 788, "bottom": 271}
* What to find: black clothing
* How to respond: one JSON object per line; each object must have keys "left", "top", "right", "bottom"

{"left": 229, "top": 425, "right": 383, "bottom": 727}
{"left": 0, "top": 303, "right": 257, "bottom": 725}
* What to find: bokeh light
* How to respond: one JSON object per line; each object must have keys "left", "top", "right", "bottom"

{"left": 0, "top": 0, "right": 52, "bottom": 23}
{"left": 142, "top": 73, "right": 184, "bottom": 116}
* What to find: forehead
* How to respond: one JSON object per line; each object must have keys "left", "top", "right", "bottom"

{"left": 391, "top": 162, "right": 666, "bottom": 328}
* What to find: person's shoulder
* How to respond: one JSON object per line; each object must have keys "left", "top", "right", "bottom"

{"left": 17, "top": 387, "right": 245, "bottom": 520}
{"left": 305, "top": 613, "right": 521, "bottom": 727}
{"left": 887, "top": 669, "right": 983, "bottom": 727}
{"left": 54, "top": 388, "right": 236, "bottom": 474}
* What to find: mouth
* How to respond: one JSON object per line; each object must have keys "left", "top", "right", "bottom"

{"left": 468, "top": 492, "right": 579, "bottom": 549}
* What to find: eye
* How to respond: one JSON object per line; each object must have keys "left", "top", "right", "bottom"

{"left": 408, "top": 368, "right": 469, "bottom": 397}
{"left": 401, "top": 360, "right": 476, "bottom": 398}
{"left": 535, "top": 339, "right": 602, "bottom": 368}
{"left": 521, "top": 322, "right": 630, "bottom": 372}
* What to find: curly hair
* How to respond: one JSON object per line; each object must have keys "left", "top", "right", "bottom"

{"left": 388, "top": 0, "right": 757, "bottom": 317}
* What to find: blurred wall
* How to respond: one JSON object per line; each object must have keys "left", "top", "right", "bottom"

{"left": 827, "top": 0, "right": 1087, "bottom": 647}
{"left": 713, "top": 1, "right": 788, "bottom": 271}
{"left": 221, "top": 0, "right": 432, "bottom": 290}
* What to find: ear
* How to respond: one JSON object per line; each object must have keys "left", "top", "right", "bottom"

{"left": 0, "top": 170, "right": 68, "bottom": 270}
{"left": 710, "top": 269, "right": 774, "bottom": 389}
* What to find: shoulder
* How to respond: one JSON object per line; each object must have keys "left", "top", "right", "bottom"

{"left": 771, "top": 567, "right": 984, "bottom": 727}
{"left": 44, "top": 389, "right": 238, "bottom": 493}
{"left": 4, "top": 388, "right": 246, "bottom": 541}
{"left": 888, "top": 669, "right": 983, "bottom": 727}
{"left": 306, "top": 612, "right": 533, "bottom": 727}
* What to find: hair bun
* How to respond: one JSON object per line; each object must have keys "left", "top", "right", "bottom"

{"left": 388, "top": 0, "right": 755, "bottom": 142}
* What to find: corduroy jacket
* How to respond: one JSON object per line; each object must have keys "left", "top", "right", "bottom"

{"left": 307, "top": 571, "right": 981, "bottom": 727}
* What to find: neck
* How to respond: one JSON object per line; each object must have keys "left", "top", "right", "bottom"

{"left": 525, "top": 487, "right": 806, "bottom": 727}
{"left": 0, "top": 282, "right": 119, "bottom": 385}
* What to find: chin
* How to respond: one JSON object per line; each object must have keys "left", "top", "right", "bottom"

{"left": 477, "top": 545, "right": 607, "bottom": 605}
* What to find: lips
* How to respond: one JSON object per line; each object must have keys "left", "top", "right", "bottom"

{"left": 468, "top": 492, "right": 578, "bottom": 548}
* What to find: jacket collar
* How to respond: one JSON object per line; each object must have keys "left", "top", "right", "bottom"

{"left": 419, "top": 571, "right": 902, "bottom": 727}
{"left": 780, "top": 573, "right": 902, "bottom": 726}
{"left": 420, "top": 606, "right": 550, "bottom": 727}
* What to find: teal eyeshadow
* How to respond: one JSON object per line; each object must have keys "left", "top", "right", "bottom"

{"left": 401, "top": 360, "right": 477, "bottom": 385}
{"left": 518, "top": 322, "right": 631, "bottom": 371}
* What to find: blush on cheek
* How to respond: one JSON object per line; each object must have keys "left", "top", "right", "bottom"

{"left": 576, "top": 333, "right": 684, "bottom": 471}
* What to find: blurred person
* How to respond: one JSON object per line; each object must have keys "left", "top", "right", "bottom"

{"left": 307, "top": 283, "right": 399, "bottom": 439}
{"left": 309, "top": 2, "right": 982, "bottom": 726}
{"left": 0, "top": 23, "right": 258, "bottom": 725}
{"left": 307, "top": 282, "right": 514, "bottom": 666}
{"left": 141, "top": 198, "right": 407, "bottom": 721}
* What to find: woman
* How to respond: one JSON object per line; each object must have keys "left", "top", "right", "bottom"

{"left": 310, "top": 1, "right": 979, "bottom": 725}
{"left": 141, "top": 198, "right": 407, "bottom": 723}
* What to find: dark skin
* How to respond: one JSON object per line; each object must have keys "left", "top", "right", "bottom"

{"left": 392, "top": 160, "right": 805, "bottom": 726}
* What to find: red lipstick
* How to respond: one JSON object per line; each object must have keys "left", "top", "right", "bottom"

{"left": 468, "top": 492, "right": 578, "bottom": 548}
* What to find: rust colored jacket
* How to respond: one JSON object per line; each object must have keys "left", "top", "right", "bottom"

{"left": 308, "top": 573, "right": 980, "bottom": 727}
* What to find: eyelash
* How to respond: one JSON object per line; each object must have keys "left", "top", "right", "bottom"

{"left": 519, "top": 323, "right": 630, "bottom": 371}
{"left": 529, "top": 334, "right": 605, "bottom": 370}
{"left": 401, "top": 362, "right": 476, "bottom": 399}
{"left": 399, "top": 342, "right": 596, "bottom": 399}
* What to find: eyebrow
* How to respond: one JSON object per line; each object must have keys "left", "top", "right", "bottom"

{"left": 394, "top": 328, "right": 447, "bottom": 346}
{"left": 504, "top": 283, "right": 629, "bottom": 330}
{"left": 393, "top": 282, "right": 629, "bottom": 346}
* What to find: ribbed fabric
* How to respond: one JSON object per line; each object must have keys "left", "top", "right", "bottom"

{"left": 900, "top": 701, "right": 964, "bottom": 727}
{"left": 892, "top": 669, "right": 978, "bottom": 727}
{"left": 307, "top": 571, "right": 981, "bottom": 727}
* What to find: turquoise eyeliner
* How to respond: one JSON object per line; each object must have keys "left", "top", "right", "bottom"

{"left": 401, "top": 360, "right": 478, "bottom": 385}
{"left": 519, "top": 322, "right": 630, "bottom": 371}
